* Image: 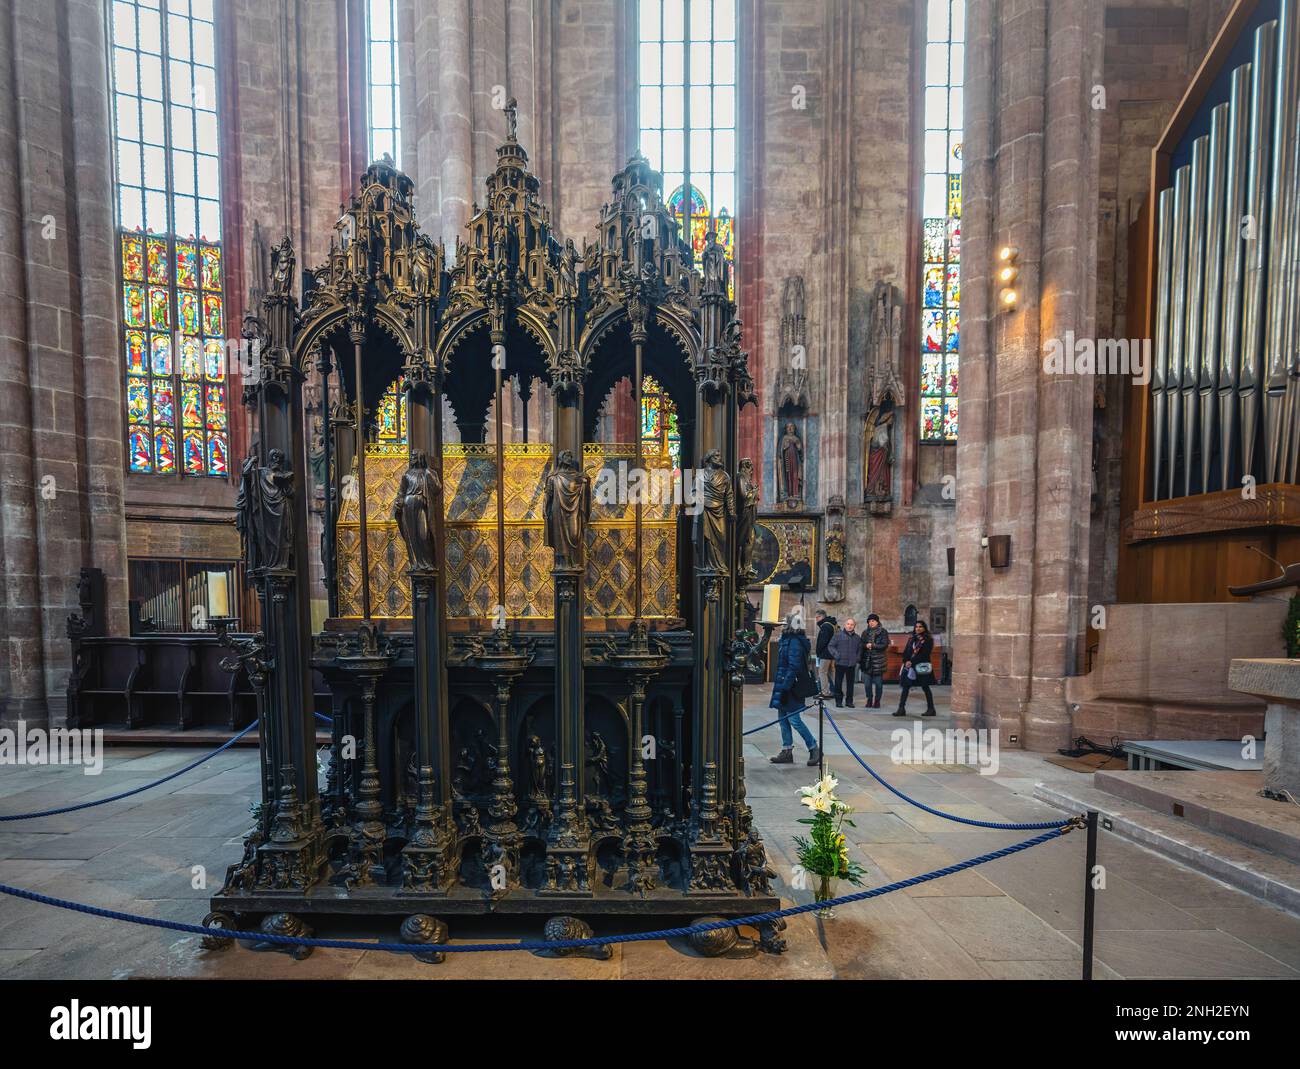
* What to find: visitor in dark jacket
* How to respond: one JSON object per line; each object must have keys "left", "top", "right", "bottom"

{"left": 768, "top": 612, "right": 821, "bottom": 766}
{"left": 813, "top": 610, "right": 836, "bottom": 697}
{"left": 858, "top": 613, "right": 890, "bottom": 709}
{"left": 826, "top": 617, "right": 864, "bottom": 707}
{"left": 894, "top": 619, "right": 937, "bottom": 717}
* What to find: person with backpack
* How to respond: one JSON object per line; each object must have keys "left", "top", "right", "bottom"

{"left": 813, "top": 609, "right": 837, "bottom": 698}
{"left": 768, "top": 611, "right": 821, "bottom": 766}
{"left": 894, "top": 618, "right": 937, "bottom": 717}
{"left": 858, "top": 612, "right": 890, "bottom": 708}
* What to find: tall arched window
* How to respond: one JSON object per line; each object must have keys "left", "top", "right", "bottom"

{"left": 110, "top": 0, "right": 228, "bottom": 477}
{"left": 919, "top": 0, "right": 964, "bottom": 443}
{"left": 637, "top": 0, "right": 737, "bottom": 290}
{"left": 366, "top": 0, "right": 401, "bottom": 163}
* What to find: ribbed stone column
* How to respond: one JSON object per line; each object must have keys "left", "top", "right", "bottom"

{"left": 67, "top": 0, "right": 129, "bottom": 639}
{"left": 0, "top": 0, "right": 127, "bottom": 727}
{"left": 438, "top": 0, "right": 474, "bottom": 246}
{"left": 953, "top": 0, "right": 1101, "bottom": 751}
{"left": 0, "top": 2, "right": 44, "bottom": 727}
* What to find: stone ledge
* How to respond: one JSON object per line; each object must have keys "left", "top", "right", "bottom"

{"left": 1229, "top": 657, "right": 1300, "bottom": 704}
{"left": 1034, "top": 779, "right": 1300, "bottom": 917}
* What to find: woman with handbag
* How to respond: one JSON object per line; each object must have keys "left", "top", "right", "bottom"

{"left": 768, "top": 611, "right": 822, "bottom": 766}
{"left": 893, "top": 619, "right": 937, "bottom": 717}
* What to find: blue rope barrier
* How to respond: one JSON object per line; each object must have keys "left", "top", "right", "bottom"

{"left": 743, "top": 705, "right": 813, "bottom": 736}
{"left": 822, "top": 709, "right": 1066, "bottom": 831}
{"left": 0, "top": 721, "right": 257, "bottom": 823}
{"left": 0, "top": 824, "right": 1072, "bottom": 954}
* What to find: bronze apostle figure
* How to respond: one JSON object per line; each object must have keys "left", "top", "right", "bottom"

{"left": 236, "top": 447, "right": 295, "bottom": 572}
{"left": 735, "top": 457, "right": 759, "bottom": 579}
{"left": 544, "top": 449, "right": 592, "bottom": 568}
{"left": 695, "top": 449, "right": 735, "bottom": 573}
{"left": 393, "top": 449, "right": 441, "bottom": 571}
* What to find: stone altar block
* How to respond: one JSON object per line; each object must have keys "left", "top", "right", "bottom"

{"left": 1228, "top": 658, "right": 1300, "bottom": 799}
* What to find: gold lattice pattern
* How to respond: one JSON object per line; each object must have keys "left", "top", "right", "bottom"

{"left": 337, "top": 443, "right": 679, "bottom": 620}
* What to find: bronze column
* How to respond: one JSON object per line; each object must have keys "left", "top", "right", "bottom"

{"left": 544, "top": 285, "right": 592, "bottom": 895}
{"left": 399, "top": 284, "right": 456, "bottom": 893}
{"left": 245, "top": 240, "right": 324, "bottom": 890}
{"left": 687, "top": 232, "right": 735, "bottom": 893}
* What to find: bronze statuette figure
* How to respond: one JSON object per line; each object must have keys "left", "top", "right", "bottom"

{"left": 544, "top": 449, "right": 592, "bottom": 568}
{"left": 393, "top": 449, "right": 441, "bottom": 570}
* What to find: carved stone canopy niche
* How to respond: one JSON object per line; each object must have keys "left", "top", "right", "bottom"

{"left": 862, "top": 281, "right": 903, "bottom": 517}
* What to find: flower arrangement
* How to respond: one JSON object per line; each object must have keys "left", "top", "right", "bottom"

{"left": 794, "top": 775, "right": 866, "bottom": 917}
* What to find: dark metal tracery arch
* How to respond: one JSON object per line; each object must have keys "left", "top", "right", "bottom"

{"left": 214, "top": 121, "right": 777, "bottom": 942}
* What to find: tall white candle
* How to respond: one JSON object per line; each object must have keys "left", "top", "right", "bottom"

{"left": 207, "top": 570, "right": 230, "bottom": 618}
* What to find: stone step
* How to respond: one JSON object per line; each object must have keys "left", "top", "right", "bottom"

{"left": 1093, "top": 769, "right": 1300, "bottom": 864}
{"left": 1033, "top": 779, "right": 1300, "bottom": 916}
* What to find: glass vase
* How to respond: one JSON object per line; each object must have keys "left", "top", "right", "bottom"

{"left": 814, "top": 873, "right": 837, "bottom": 918}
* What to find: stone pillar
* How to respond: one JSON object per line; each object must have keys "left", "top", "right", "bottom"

{"left": 953, "top": 0, "right": 1102, "bottom": 751}
{"left": 437, "top": 0, "right": 473, "bottom": 246}
{"left": 0, "top": 0, "right": 128, "bottom": 727}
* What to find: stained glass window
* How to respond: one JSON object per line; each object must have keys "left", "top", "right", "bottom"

{"left": 366, "top": 0, "right": 401, "bottom": 163}
{"left": 640, "top": 375, "right": 681, "bottom": 468}
{"left": 920, "top": 0, "right": 963, "bottom": 443}
{"left": 375, "top": 379, "right": 408, "bottom": 445}
{"left": 637, "top": 0, "right": 737, "bottom": 291}
{"left": 111, "top": 0, "right": 227, "bottom": 477}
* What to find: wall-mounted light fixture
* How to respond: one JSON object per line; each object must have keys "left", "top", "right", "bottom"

{"left": 987, "top": 534, "right": 1011, "bottom": 569}
{"left": 998, "top": 245, "right": 1019, "bottom": 310}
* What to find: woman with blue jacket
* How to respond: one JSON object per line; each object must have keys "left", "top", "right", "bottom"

{"left": 768, "top": 612, "right": 822, "bottom": 766}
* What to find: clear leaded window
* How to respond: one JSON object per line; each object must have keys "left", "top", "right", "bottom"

{"left": 919, "top": 0, "right": 963, "bottom": 443}
{"left": 366, "top": 0, "right": 401, "bottom": 163}
{"left": 637, "top": 0, "right": 736, "bottom": 290}
{"left": 110, "top": 0, "right": 228, "bottom": 477}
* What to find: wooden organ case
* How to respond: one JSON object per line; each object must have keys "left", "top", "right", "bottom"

{"left": 1121, "top": 0, "right": 1300, "bottom": 601}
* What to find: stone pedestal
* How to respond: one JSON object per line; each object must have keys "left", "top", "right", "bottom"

{"left": 1228, "top": 658, "right": 1300, "bottom": 798}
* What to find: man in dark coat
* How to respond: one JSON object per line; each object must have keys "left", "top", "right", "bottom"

{"left": 858, "top": 613, "right": 890, "bottom": 709}
{"left": 813, "top": 609, "right": 837, "bottom": 697}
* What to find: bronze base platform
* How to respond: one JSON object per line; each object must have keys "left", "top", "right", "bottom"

{"left": 210, "top": 886, "right": 781, "bottom": 918}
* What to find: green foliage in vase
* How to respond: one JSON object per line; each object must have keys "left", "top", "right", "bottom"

{"left": 792, "top": 775, "right": 867, "bottom": 885}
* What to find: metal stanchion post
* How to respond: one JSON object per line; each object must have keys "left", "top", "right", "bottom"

{"left": 1082, "top": 809, "right": 1099, "bottom": 980}
{"left": 817, "top": 695, "right": 825, "bottom": 780}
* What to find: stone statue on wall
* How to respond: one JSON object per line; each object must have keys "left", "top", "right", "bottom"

{"left": 695, "top": 449, "right": 735, "bottom": 572}
{"left": 735, "top": 458, "right": 759, "bottom": 579}
{"left": 236, "top": 447, "right": 294, "bottom": 572}
{"left": 863, "top": 281, "right": 905, "bottom": 516}
{"left": 777, "top": 422, "right": 804, "bottom": 505}
{"left": 863, "top": 397, "right": 896, "bottom": 512}
{"left": 544, "top": 449, "right": 592, "bottom": 568}
{"left": 824, "top": 496, "right": 846, "bottom": 602}
{"left": 393, "top": 450, "right": 441, "bottom": 571}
